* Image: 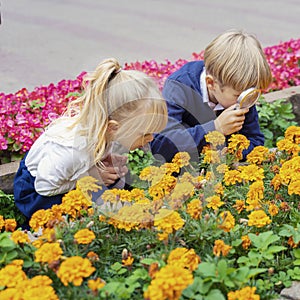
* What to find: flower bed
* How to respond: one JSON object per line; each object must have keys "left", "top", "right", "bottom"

{"left": 0, "top": 38, "right": 300, "bottom": 163}
{"left": 0, "top": 126, "right": 299, "bottom": 299}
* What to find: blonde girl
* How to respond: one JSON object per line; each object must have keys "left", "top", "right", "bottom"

{"left": 14, "top": 58, "right": 167, "bottom": 222}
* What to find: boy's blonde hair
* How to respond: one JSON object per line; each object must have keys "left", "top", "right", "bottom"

{"left": 63, "top": 58, "right": 167, "bottom": 163}
{"left": 204, "top": 29, "right": 272, "bottom": 91}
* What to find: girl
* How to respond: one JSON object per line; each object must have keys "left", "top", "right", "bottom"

{"left": 14, "top": 58, "right": 168, "bottom": 221}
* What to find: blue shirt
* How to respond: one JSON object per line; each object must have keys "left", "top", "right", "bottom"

{"left": 151, "top": 60, "right": 264, "bottom": 162}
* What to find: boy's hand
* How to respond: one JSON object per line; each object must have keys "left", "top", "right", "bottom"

{"left": 214, "top": 105, "right": 249, "bottom": 135}
{"left": 97, "top": 154, "right": 128, "bottom": 186}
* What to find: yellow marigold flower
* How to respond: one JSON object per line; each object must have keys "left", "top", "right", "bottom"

{"left": 214, "top": 182, "right": 224, "bottom": 196}
{"left": 122, "top": 256, "right": 134, "bottom": 266}
{"left": 167, "top": 247, "right": 200, "bottom": 271}
{"left": 32, "top": 239, "right": 44, "bottom": 249}
{"left": 154, "top": 209, "right": 185, "bottom": 235}
{"left": 170, "top": 181, "right": 194, "bottom": 201}
{"left": 246, "top": 181, "right": 264, "bottom": 210}
{"left": 213, "top": 239, "right": 232, "bottom": 257}
{"left": 4, "top": 219, "right": 17, "bottom": 232}
{"left": 57, "top": 256, "right": 95, "bottom": 286}
{"left": 76, "top": 175, "right": 101, "bottom": 200}
{"left": 284, "top": 125, "right": 300, "bottom": 143}
{"left": 268, "top": 202, "right": 279, "bottom": 216}
{"left": 204, "top": 131, "right": 226, "bottom": 148}
{"left": 101, "top": 188, "right": 119, "bottom": 203}
{"left": 246, "top": 145, "right": 270, "bottom": 165}
{"left": 216, "top": 163, "right": 229, "bottom": 174}
{"left": 88, "top": 277, "right": 105, "bottom": 291}
{"left": 238, "top": 164, "right": 265, "bottom": 182}
{"left": 203, "top": 149, "right": 221, "bottom": 164}
{"left": 206, "top": 195, "right": 225, "bottom": 210}
{"left": 15, "top": 275, "right": 59, "bottom": 300}
{"left": 288, "top": 179, "right": 300, "bottom": 196}
{"left": 241, "top": 235, "right": 251, "bottom": 250}
{"left": 228, "top": 286, "right": 260, "bottom": 300}
{"left": 186, "top": 199, "right": 203, "bottom": 220}
{"left": 227, "top": 134, "right": 250, "bottom": 160}
{"left": 10, "top": 259, "right": 24, "bottom": 267}
{"left": 139, "top": 166, "right": 163, "bottom": 182}
{"left": 271, "top": 174, "right": 282, "bottom": 191}
{"left": 34, "top": 242, "right": 63, "bottom": 264}
{"left": 61, "top": 189, "right": 92, "bottom": 218}
{"left": 29, "top": 209, "right": 54, "bottom": 232}
{"left": 87, "top": 251, "right": 99, "bottom": 262}
{"left": 130, "top": 188, "right": 148, "bottom": 203}
{"left": 74, "top": 228, "right": 96, "bottom": 244}
{"left": 0, "top": 215, "right": 5, "bottom": 230}
{"left": 0, "top": 263, "right": 27, "bottom": 288}
{"left": 10, "top": 230, "right": 30, "bottom": 244}
{"left": 248, "top": 210, "right": 271, "bottom": 228}
{"left": 223, "top": 169, "right": 242, "bottom": 186}
{"left": 0, "top": 288, "right": 18, "bottom": 299}
{"left": 277, "top": 139, "right": 300, "bottom": 156}
{"left": 144, "top": 264, "right": 193, "bottom": 300}
{"left": 157, "top": 231, "right": 169, "bottom": 241}
{"left": 160, "top": 162, "right": 180, "bottom": 175}
{"left": 218, "top": 211, "right": 235, "bottom": 232}
{"left": 172, "top": 152, "right": 191, "bottom": 168}
{"left": 233, "top": 200, "right": 246, "bottom": 214}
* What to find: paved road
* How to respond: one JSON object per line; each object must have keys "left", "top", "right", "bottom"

{"left": 1, "top": 0, "right": 299, "bottom": 94}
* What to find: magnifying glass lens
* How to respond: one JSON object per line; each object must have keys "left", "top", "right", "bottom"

{"left": 238, "top": 88, "right": 261, "bottom": 109}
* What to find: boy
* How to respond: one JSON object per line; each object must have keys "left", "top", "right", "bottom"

{"left": 151, "top": 29, "right": 272, "bottom": 162}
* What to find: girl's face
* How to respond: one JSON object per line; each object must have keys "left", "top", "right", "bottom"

{"left": 116, "top": 132, "right": 154, "bottom": 150}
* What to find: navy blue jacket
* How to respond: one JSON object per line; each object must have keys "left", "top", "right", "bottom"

{"left": 151, "top": 61, "right": 264, "bottom": 162}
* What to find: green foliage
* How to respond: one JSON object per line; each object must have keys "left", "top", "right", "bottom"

{"left": 0, "top": 190, "right": 26, "bottom": 226}
{"left": 257, "top": 98, "right": 297, "bottom": 147}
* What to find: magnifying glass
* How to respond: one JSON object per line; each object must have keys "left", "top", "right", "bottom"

{"left": 236, "top": 87, "right": 261, "bottom": 109}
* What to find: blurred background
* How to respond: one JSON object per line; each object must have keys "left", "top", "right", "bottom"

{"left": 1, "top": 0, "right": 299, "bottom": 94}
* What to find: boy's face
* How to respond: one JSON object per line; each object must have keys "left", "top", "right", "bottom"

{"left": 206, "top": 76, "right": 241, "bottom": 109}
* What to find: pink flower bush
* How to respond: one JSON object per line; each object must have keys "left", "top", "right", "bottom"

{"left": 0, "top": 39, "right": 299, "bottom": 162}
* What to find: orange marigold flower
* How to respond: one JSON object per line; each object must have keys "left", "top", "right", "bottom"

{"left": 172, "top": 152, "right": 191, "bottom": 168}
{"left": 0, "top": 215, "right": 5, "bottom": 230}
{"left": 160, "top": 162, "right": 180, "bottom": 175}
{"left": 223, "top": 169, "right": 242, "bottom": 186}
{"left": 238, "top": 164, "right": 265, "bottom": 182}
{"left": 74, "top": 228, "right": 96, "bottom": 244}
{"left": 87, "top": 251, "right": 99, "bottom": 262}
{"left": 10, "top": 230, "right": 30, "bottom": 244}
{"left": 227, "top": 134, "right": 250, "bottom": 160}
{"left": 287, "top": 236, "right": 300, "bottom": 248}
{"left": 122, "top": 256, "right": 134, "bottom": 266}
{"left": 61, "top": 189, "right": 92, "bottom": 218}
{"left": 167, "top": 247, "right": 200, "bottom": 271}
{"left": 29, "top": 209, "right": 54, "bottom": 232}
{"left": 4, "top": 219, "right": 17, "bottom": 232}
{"left": 206, "top": 195, "right": 225, "bottom": 210}
{"left": 216, "top": 164, "right": 229, "bottom": 174}
{"left": 186, "top": 199, "right": 203, "bottom": 220}
{"left": 88, "top": 277, "right": 105, "bottom": 291}
{"left": 218, "top": 211, "right": 235, "bottom": 232}
{"left": 34, "top": 242, "right": 63, "bottom": 264}
{"left": 246, "top": 145, "right": 269, "bottom": 165}
{"left": 241, "top": 235, "right": 251, "bottom": 250}
{"left": 284, "top": 125, "right": 300, "bottom": 143}
{"left": 248, "top": 210, "right": 271, "bottom": 228}
{"left": 233, "top": 200, "right": 246, "bottom": 214}
{"left": 204, "top": 131, "right": 226, "bottom": 148}
{"left": 288, "top": 179, "right": 300, "bottom": 196}
{"left": 0, "top": 263, "right": 27, "bottom": 288}
{"left": 271, "top": 174, "right": 282, "bottom": 191}
{"left": 154, "top": 209, "right": 185, "bottom": 236}
{"left": 203, "top": 149, "right": 221, "bottom": 164}
{"left": 213, "top": 239, "right": 232, "bottom": 257}
{"left": 277, "top": 139, "right": 300, "bottom": 156}
{"left": 228, "top": 286, "right": 260, "bottom": 300}
{"left": 268, "top": 202, "right": 279, "bottom": 216}
{"left": 144, "top": 264, "right": 193, "bottom": 300}
{"left": 57, "top": 256, "right": 95, "bottom": 286}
